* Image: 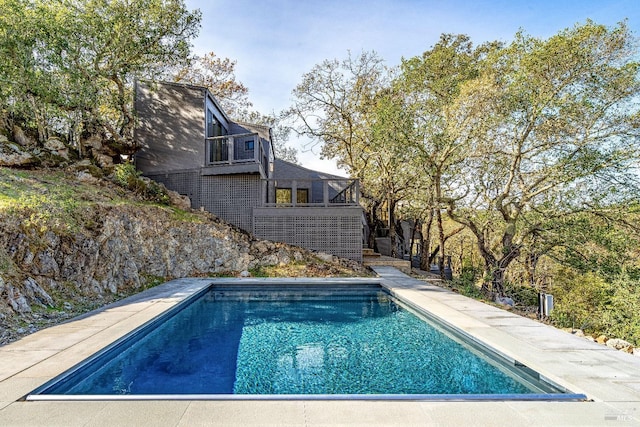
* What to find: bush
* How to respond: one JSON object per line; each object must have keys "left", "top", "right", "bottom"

{"left": 550, "top": 271, "right": 640, "bottom": 346}
{"left": 503, "top": 282, "right": 539, "bottom": 307}
{"left": 448, "top": 270, "right": 483, "bottom": 299}
{"left": 112, "top": 163, "right": 170, "bottom": 205}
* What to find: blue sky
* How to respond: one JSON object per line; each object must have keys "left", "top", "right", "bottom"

{"left": 184, "top": 0, "right": 640, "bottom": 173}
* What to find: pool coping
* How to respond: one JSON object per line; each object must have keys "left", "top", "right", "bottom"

{"left": 1, "top": 269, "right": 639, "bottom": 426}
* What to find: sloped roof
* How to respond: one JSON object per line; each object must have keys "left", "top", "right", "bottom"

{"left": 273, "top": 158, "right": 347, "bottom": 180}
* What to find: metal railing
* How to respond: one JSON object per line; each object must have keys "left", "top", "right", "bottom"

{"left": 261, "top": 178, "right": 360, "bottom": 207}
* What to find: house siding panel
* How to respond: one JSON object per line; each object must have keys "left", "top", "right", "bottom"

{"left": 253, "top": 207, "right": 363, "bottom": 262}
{"left": 199, "top": 174, "right": 261, "bottom": 231}
{"left": 135, "top": 81, "right": 207, "bottom": 174}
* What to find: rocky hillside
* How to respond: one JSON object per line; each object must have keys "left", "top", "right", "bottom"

{"left": 0, "top": 166, "right": 368, "bottom": 344}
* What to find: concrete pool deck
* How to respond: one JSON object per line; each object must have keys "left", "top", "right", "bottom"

{"left": 0, "top": 268, "right": 639, "bottom": 426}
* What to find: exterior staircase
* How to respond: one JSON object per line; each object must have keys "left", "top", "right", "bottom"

{"left": 362, "top": 248, "right": 411, "bottom": 274}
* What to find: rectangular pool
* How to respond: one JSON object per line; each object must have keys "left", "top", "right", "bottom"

{"left": 28, "top": 281, "right": 584, "bottom": 400}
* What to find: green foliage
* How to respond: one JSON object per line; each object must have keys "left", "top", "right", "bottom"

{"left": 0, "top": 167, "right": 175, "bottom": 239}
{"left": 0, "top": 170, "right": 82, "bottom": 234}
{"left": 447, "top": 269, "right": 484, "bottom": 299}
{"left": 0, "top": 0, "right": 201, "bottom": 152}
{"left": 112, "top": 163, "right": 171, "bottom": 205}
{"left": 502, "top": 282, "right": 539, "bottom": 307}
{"left": 550, "top": 272, "right": 640, "bottom": 346}
{"left": 549, "top": 210, "right": 640, "bottom": 281}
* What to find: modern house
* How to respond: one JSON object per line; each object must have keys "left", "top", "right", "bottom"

{"left": 134, "top": 80, "right": 363, "bottom": 262}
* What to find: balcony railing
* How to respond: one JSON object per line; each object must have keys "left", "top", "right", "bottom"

{"left": 262, "top": 178, "right": 359, "bottom": 207}
{"left": 206, "top": 132, "right": 272, "bottom": 175}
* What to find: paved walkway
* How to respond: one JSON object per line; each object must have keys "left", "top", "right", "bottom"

{"left": 0, "top": 269, "right": 639, "bottom": 426}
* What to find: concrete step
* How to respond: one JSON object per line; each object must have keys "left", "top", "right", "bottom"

{"left": 362, "top": 248, "right": 381, "bottom": 257}
{"left": 363, "top": 255, "right": 411, "bottom": 274}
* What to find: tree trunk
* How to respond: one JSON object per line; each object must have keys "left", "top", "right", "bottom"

{"left": 434, "top": 173, "right": 446, "bottom": 278}
{"left": 365, "top": 200, "right": 381, "bottom": 250}
{"left": 526, "top": 252, "right": 539, "bottom": 288}
{"left": 410, "top": 219, "right": 419, "bottom": 265}
{"left": 420, "top": 209, "right": 434, "bottom": 270}
{"left": 388, "top": 199, "right": 398, "bottom": 258}
{"left": 436, "top": 207, "right": 446, "bottom": 279}
{"left": 491, "top": 267, "right": 506, "bottom": 296}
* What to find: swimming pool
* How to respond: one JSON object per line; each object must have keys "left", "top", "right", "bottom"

{"left": 27, "top": 281, "right": 583, "bottom": 400}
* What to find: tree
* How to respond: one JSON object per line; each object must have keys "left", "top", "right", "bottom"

{"left": 171, "top": 51, "right": 252, "bottom": 117}
{"left": 1, "top": 0, "right": 201, "bottom": 159}
{"left": 397, "top": 34, "right": 494, "bottom": 272}
{"left": 445, "top": 21, "right": 640, "bottom": 295}
{"left": 288, "top": 51, "right": 417, "bottom": 254}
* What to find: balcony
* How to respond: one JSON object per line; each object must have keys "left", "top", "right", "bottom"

{"left": 261, "top": 178, "right": 359, "bottom": 207}
{"left": 254, "top": 178, "right": 363, "bottom": 261}
{"left": 204, "top": 133, "right": 273, "bottom": 178}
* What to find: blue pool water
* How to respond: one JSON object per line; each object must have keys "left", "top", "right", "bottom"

{"left": 32, "top": 284, "right": 565, "bottom": 396}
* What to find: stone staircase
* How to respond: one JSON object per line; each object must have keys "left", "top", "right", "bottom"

{"left": 362, "top": 248, "right": 412, "bottom": 273}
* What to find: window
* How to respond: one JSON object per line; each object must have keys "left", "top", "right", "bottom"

{"left": 276, "top": 188, "right": 291, "bottom": 204}
{"left": 275, "top": 188, "right": 309, "bottom": 204}
{"left": 206, "top": 109, "right": 225, "bottom": 138}
{"left": 296, "top": 189, "right": 309, "bottom": 204}
{"left": 245, "top": 140, "right": 255, "bottom": 151}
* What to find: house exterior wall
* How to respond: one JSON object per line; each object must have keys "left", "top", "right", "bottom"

{"left": 144, "top": 169, "right": 201, "bottom": 207}
{"left": 144, "top": 170, "right": 260, "bottom": 232}
{"left": 135, "top": 81, "right": 208, "bottom": 174}
{"left": 253, "top": 207, "right": 363, "bottom": 262}
{"left": 135, "top": 82, "right": 363, "bottom": 262}
{"left": 199, "top": 174, "right": 261, "bottom": 231}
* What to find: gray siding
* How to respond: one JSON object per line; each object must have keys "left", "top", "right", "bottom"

{"left": 145, "top": 169, "right": 201, "bottom": 207}
{"left": 145, "top": 171, "right": 261, "bottom": 231}
{"left": 135, "top": 81, "right": 207, "bottom": 174}
{"left": 199, "top": 174, "right": 261, "bottom": 231}
{"left": 273, "top": 159, "right": 345, "bottom": 180}
{"left": 146, "top": 170, "right": 363, "bottom": 261}
{"left": 253, "top": 207, "right": 363, "bottom": 262}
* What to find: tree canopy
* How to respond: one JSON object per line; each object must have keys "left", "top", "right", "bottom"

{"left": 289, "top": 21, "right": 640, "bottom": 293}
{"left": 1, "top": 0, "right": 201, "bottom": 156}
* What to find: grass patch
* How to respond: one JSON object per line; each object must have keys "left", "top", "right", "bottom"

{"left": 250, "top": 259, "right": 366, "bottom": 278}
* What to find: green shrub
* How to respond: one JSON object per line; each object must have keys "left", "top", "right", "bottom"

{"left": 112, "top": 163, "right": 170, "bottom": 205}
{"left": 503, "top": 282, "right": 539, "bottom": 307}
{"left": 113, "top": 163, "right": 140, "bottom": 188}
{"left": 550, "top": 272, "right": 640, "bottom": 346}
{"left": 448, "top": 270, "right": 483, "bottom": 299}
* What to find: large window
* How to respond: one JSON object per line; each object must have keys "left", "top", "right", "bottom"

{"left": 207, "top": 108, "right": 228, "bottom": 162}
{"left": 206, "top": 109, "right": 225, "bottom": 138}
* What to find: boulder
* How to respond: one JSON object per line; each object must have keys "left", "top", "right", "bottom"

{"left": 76, "top": 171, "right": 100, "bottom": 184}
{"left": 252, "top": 240, "right": 274, "bottom": 254}
{"left": 316, "top": 252, "right": 335, "bottom": 263}
{"left": 596, "top": 335, "right": 608, "bottom": 345}
{"left": 83, "top": 135, "right": 103, "bottom": 151}
{"left": 494, "top": 295, "right": 515, "bottom": 307}
{"left": 0, "top": 142, "right": 36, "bottom": 166}
{"left": 606, "top": 338, "right": 634, "bottom": 353}
{"left": 167, "top": 189, "right": 191, "bottom": 210}
{"left": 93, "top": 152, "right": 114, "bottom": 168}
{"left": 44, "top": 137, "right": 69, "bottom": 160}
{"left": 5, "top": 284, "right": 31, "bottom": 314}
{"left": 12, "top": 125, "right": 34, "bottom": 147}
{"left": 23, "top": 277, "right": 54, "bottom": 307}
